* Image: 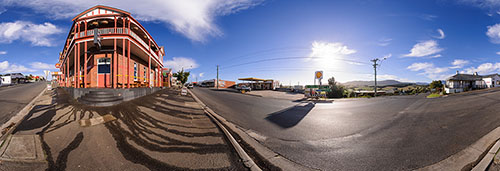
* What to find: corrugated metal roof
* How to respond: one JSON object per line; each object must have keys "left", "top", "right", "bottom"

{"left": 447, "top": 73, "right": 500, "bottom": 80}
{"left": 481, "top": 74, "right": 499, "bottom": 78}
{"left": 447, "top": 74, "right": 483, "bottom": 81}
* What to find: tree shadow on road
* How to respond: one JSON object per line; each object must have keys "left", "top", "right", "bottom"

{"left": 265, "top": 102, "right": 315, "bottom": 128}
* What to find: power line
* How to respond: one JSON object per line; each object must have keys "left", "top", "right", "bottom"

{"left": 227, "top": 68, "right": 370, "bottom": 75}
{"left": 221, "top": 46, "right": 310, "bottom": 64}
{"left": 220, "top": 56, "right": 369, "bottom": 70}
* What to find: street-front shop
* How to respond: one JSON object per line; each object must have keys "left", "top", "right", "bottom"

{"left": 238, "top": 77, "right": 276, "bottom": 90}
{"left": 57, "top": 5, "right": 165, "bottom": 89}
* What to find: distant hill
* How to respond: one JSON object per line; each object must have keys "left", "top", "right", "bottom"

{"left": 341, "top": 79, "right": 427, "bottom": 87}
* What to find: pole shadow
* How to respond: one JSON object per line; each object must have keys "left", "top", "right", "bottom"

{"left": 265, "top": 102, "right": 315, "bottom": 128}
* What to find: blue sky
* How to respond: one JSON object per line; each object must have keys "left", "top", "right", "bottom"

{"left": 1, "top": 0, "right": 500, "bottom": 84}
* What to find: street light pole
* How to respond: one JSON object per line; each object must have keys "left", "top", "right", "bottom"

{"left": 371, "top": 57, "right": 386, "bottom": 97}
{"left": 216, "top": 65, "right": 219, "bottom": 89}
{"left": 372, "top": 59, "right": 378, "bottom": 97}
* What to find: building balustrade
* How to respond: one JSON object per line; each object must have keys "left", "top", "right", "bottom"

{"left": 63, "top": 27, "right": 160, "bottom": 62}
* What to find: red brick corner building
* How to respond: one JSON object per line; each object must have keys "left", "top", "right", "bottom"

{"left": 57, "top": 5, "right": 164, "bottom": 89}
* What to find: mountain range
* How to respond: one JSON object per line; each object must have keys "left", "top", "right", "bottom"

{"left": 341, "top": 80, "right": 428, "bottom": 87}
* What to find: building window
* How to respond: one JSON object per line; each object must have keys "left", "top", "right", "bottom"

{"left": 143, "top": 67, "right": 147, "bottom": 82}
{"left": 97, "top": 58, "right": 110, "bottom": 74}
{"left": 134, "top": 62, "right": 138, "bottom": 81}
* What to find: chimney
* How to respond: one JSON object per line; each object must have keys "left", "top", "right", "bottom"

{"left": 456, "top": 70, "right": 459, "bottom": 74}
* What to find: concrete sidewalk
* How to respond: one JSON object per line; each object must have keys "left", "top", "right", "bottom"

{"left": 0, "top": 88, "right": 244, "bottom": 170}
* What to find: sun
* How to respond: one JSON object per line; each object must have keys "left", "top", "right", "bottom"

{"left": 308, "top": 41, "right": 356, "bottom": 71}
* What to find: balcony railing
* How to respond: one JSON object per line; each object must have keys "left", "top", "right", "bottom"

{"left": 64, "top": 27, "right": 160, "bottom": 62}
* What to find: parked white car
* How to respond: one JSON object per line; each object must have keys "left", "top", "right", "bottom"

{"left": 181, "top": 87, "right": 188, "bottom": 96}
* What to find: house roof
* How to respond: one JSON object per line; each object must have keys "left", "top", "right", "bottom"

{"left": 481, "top": 74, "right": 499, "bottom": 78}
{"left": 446, "top": 74, "right": 483, "bottom": 81}
{"left": 72, "top": 5, "right": 130, "bottom": 21}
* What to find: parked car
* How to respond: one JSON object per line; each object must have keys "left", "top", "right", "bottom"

{"left": 186, "top": 83, "right": 194, "bottom": 89}
{"left": 181, "top": 87, "right": 188, "bottom": 96}
{"left": 236, "top": 85, "right": 251, "bottom": 92}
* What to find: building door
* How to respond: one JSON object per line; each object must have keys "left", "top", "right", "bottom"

{"left": 97, "top": 58, "right": 111, "bottom": 88}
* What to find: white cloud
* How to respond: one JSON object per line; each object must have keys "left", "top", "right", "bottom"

{"left": 420, "top": 14, "right": 437, "bottom": 21}
{"left": 496, "top": 51, "right": 500, "bottom": 55}
{"left": 199, "top": 73, "right": 204, "bottom": 77}
{"left": 2, "top": 0, "right": 263, "bottom": 42}
{"left": 308, "top": 41, "right": 359, "bottom": 67}
{"left": 407, "top": 62, "right": 450, "bottom": 80}
{"left": 164, "top": 57, "right": 199, "bottom": 72}
{"left": 0, "top": 21, "right": 62, "bottom": 46}
{"left": 435, "top": 29, "right": 445, "bottom": 39}
{"left": 407, "top": 62, "right": 434, "bottom": 71}
{"left": 459, "top": 0, "right": 500, "bottom": 10}
{"left": 0, "top": 61, "right": 7, "bottom": 71}
{"left": 309, "top": 41, "right": 356, "bottom": 58}
{"left": 30, "top": 62, "right": 54, "bottom": 70}
{"left": 0, "top": 51, "right": 6, "bottom": 55}
{"left": 377, "top": 38, "right": 392, "bottom": 46}
{"left": 0, "top": 61, "right": 35, "bottom": 74}
{"left": 450, "top": 59, "right": 469, "bottom": 69}
{"left": 431, "top": 54, "right": 442, "bottom": 58}
{"left": 381, "top": 53, "right": 392, "bottom": 59}
{"left": 378, "top": 74, "right": 398, "bottom": 80}
{"left": 462, "top": 63, "right": 500, "bottom": 74}
{"left": 487, "top": 23, "right": 500, "bottom": 44}
{"left": 403, "top": 40, "right": 444, "bottom": 57}
{"left": 407, "top": 63, "right": 432, "bottom": 72}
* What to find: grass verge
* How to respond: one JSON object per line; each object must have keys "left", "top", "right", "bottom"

{"left": 427, "top": 93, "right": 441, "bottom": 98}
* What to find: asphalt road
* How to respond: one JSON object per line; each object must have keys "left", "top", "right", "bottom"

{"left": 0, "top": 82, "right": 46, "bottom": 126}
{"left": 191, "top": 87, "right": 500, "bottom": 170}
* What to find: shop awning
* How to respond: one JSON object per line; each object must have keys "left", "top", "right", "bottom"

{"left": 238, "top": 77, "right": 273, "bottom": 82}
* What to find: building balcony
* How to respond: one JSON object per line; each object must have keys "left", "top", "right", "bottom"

{"left": 63, "top": 27, "right": 160, "bottom": 63}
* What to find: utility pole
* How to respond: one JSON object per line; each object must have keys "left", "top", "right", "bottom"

{"left": 216, "top": 65, "right": 219, "bottom": 89}
{"left": 371, "top": 57, "right": 386, "bottom": 97}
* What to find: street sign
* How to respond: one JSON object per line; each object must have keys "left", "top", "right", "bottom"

{"left": 315, "top": 71, "right": 323, "bottom": 79}
{"left": 55, "top": 63, "right": 61, "bottom": 68}
{"left": 181, "top": 87, "right": 188, "bottom": 96}
{"left": 305, "top": 85, "right": 329, "bottom": 89}
{"left": 93, "top": 28, "right": 102, "bottom": 50}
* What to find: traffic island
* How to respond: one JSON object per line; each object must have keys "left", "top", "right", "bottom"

{"left": 0, "top": 87, "right": 246, "bottom": 170}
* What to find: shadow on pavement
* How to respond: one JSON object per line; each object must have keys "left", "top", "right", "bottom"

{"left": 13, "top": 88, "right": 245, "bottom": 170}
{"left": 265, "top": 102, "right": 315, "bottom": 128}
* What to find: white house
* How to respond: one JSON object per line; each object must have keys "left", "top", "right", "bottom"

{"left": 1, "top": 75, "right": 11, "bottom": 86}
{"left": 482, "top": 74, "right": 500, "bottom": 88}
{"left": 445, "top": 71, "right": 499, "bottom": 93}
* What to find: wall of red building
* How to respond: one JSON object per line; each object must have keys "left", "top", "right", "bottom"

{"left": 85, "top": 51, "right": 158, "bottom": 88}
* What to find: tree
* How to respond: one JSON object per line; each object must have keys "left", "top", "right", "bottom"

{"left": 327, "top": 77, "right": 345, "bottom": 98}
{"left": 173, "top": 69, "right": 190, "bottom": 85}
{"left": 429, "top": 80, "right": 443, "bottom": 92}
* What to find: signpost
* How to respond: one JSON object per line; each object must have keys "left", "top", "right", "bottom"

{"left": 305, "top": 71, "right": 328, "bottom": 98}
{"left": 315, "top": 71, "right": 323, "bottom": 85}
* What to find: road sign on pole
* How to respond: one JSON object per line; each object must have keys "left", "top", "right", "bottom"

{"left": 315, "top": 71, "right": 323, "bottom": 85}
